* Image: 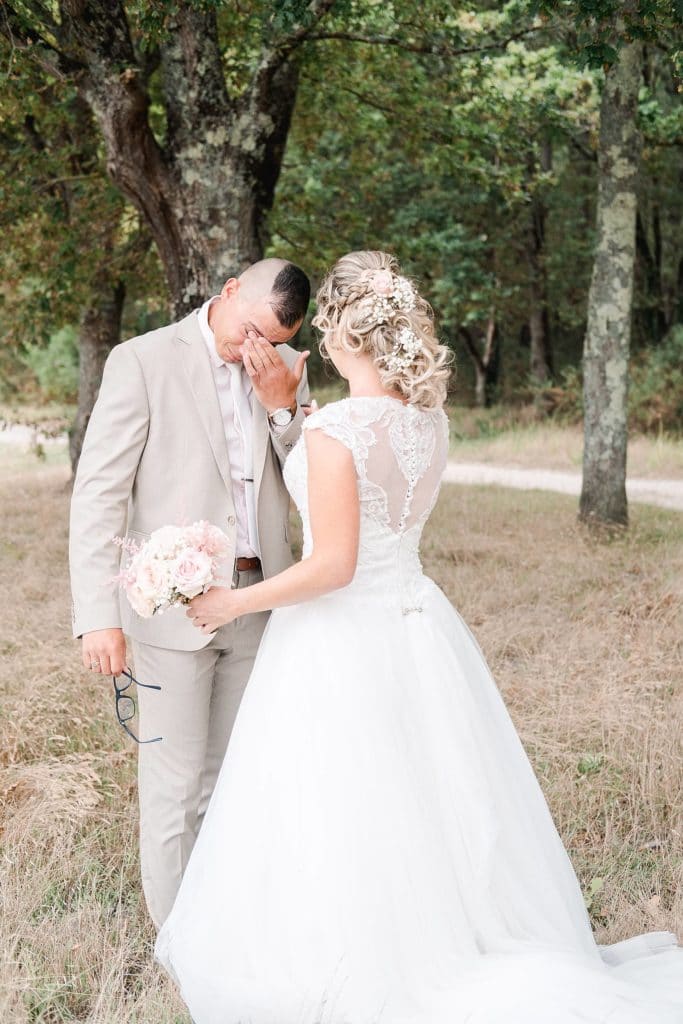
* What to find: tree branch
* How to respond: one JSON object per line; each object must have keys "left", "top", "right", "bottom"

{"left": 306, "top": 25, "right": 542, "bottom": 58}
{"left": 11, "top": 0, "right": 60, "bottom": 38}
{"left": 268, "top": 0, "right": 338, "bottom": 62}
{"left": 568, "top": 133, "right": 597, "bottom": 162}
{"left": 159, "top": 2, "right": 232, "bottom": 154}
{"left": 0, "top": 3, "right": 81, "bottom": 76}
{"left": 340, "top": 85, "right": 397, "bottom": 118}
{"left": 237, "top": 0, "right": 338, "bottom": 222}
{"left": 337, "top": 86, "right": 456, "bottom": 145}
{"left": 7, "top": 0, "right": 60, "bottom": 37}
{"left": 110, "top": 222, "right": 152, "bottom": 273}
{"left": 48, "top": 0, "right": 186, "bottom": 289}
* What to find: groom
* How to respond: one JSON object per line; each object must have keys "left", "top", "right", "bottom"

{"left": 69, "top": 258, "right": 311, "bottom": 929}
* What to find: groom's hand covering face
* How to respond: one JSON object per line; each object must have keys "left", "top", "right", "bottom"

{"left": 207, "top": 269, "right": 309, "bottom": 412}
{"left": 242, "top": 331, "right": 309, "bottom": 413}
{"left": 208, "top": 276, "right": 301, "bottom": 364}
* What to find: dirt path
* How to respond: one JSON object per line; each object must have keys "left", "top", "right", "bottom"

{"left": 443, "top": 461, "right": 683, "bottom": 512}
{"left": 3, "top": 424, "right": 682, "bottom": 512}
{"left": 1, "top": 423, "right": 66, "bottom": 446}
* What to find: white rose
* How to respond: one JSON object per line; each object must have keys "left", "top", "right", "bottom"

{"left": 147, "top": 525, "right": 184, "bottom": 558}
{"left": 126, "top": 583, "right": 156, "bottom": 619}
{"left": 135, "top": 558, "right": 171, "bottom": 603}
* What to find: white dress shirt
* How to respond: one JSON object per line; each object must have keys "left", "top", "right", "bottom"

{"left": 197, "top": 297, "right": 261, "bottom": 559}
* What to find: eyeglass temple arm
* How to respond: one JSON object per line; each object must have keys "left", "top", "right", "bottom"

{"left": 119, "top": 668, "right": 162, "bottom": 691}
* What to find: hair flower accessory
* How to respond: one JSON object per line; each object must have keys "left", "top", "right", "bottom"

{"left": 370, "top": 269, "right": 395, "bottom": 298}
{"left": 392, "top": 276, "right": 417, "bottom": 312}
{"left": 367, "top": 269, "right": 418, "bottom": 324}
{"left": 385, "top": 326, "right": 423, "bottom": 373}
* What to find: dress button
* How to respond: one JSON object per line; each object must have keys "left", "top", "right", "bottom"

{"left": 227, "top": 514, "right": 236, "bottom": 526}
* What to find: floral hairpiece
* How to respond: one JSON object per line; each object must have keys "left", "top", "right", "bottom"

{"left": 385, "top": 326, "right": 423, "bottom": 373}
{"left": 368, "top": 269, "right": 417, "bottom": 324}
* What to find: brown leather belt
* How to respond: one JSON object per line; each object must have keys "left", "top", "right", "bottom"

{"left": 234, "top": 556, "right": 261, "bottom": 572}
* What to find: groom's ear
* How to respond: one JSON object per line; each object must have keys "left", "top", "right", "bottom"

{"left": 221, "top": 277, "right": 240, "bottom": 302}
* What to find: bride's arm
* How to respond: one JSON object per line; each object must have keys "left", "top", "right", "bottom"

{"left": 187, "top": 428, "right": 359, "bottom": 632}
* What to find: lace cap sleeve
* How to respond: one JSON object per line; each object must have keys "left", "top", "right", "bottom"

{"left": 301, "top": 402, "right": 367, "bottom": 465}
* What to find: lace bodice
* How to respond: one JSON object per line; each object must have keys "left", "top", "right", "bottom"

{"left": 283, "top": 396, "right": 449, "bottom": 614}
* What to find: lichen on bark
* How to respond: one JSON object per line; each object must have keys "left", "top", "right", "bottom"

{"left": 579, "top": 36, "right": 642, "bottom": 528}
{"left": 34, "top": 0, "right": 330, "bottom": 317}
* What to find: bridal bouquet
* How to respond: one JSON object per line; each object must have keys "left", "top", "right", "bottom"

{"left": 112, "top": 521, "right": 231, "bottom": 619}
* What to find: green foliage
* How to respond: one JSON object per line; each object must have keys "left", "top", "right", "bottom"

{"left": 532, "top": 0, "right": 683, "bottom": 72}
{"left": 22, "top": 326, "right": 80, "bottom": 403}
{"left": 537, "top": 326, "right": 683, "bottom": 434}
{"left": 271, "top": 1, "right": 602, "bottom": 389}
{"left": 577, "top": 753, "right": 605, "bottom": 776}
{"left": 0, "top": 24, "right": 164, "bottom": 403}
{"left": 629, "top": 325, "right": 683, "bottom": 433}
{"left": 1, "top": 0, "right": 681, "bottom": 410}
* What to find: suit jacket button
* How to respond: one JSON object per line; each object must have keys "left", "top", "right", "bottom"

{"left": 227, "top": 514, "right": 236, "bottom": 526}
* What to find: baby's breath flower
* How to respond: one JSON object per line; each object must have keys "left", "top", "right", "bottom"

{"left": 367, "top": 273, "right": 416, "bottom": 325}
{"left": 384, "top": 327, "right": 423, "bottom": 372}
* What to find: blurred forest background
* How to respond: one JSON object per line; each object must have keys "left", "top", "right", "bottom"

{"left": 1, "top": 1, "right": 681, "bottom": 504}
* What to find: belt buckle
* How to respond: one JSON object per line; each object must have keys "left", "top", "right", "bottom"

{"left": 232, "top": 560, "right": 240, "bottom": 589}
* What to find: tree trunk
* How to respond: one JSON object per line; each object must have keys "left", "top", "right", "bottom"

{"left": 69, "top": 276, "right": 125, "bottom": 475}
{"left": 635, "top": 206, "right": 667, "bottom": 343}
{"left": 459, "top": 318, "right": 500, "bottom": 408}
{"left": 47, "top": 1, "right": 332, "bottom": 317}
{"left": 526, "top": 138, "right": 553, "bottom": 389}
{"left": 579, "top": 39, "right": 642, "bottom": 528}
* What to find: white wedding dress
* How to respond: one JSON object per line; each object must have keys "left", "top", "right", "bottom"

{"left": 155, "top": 396, "right": 683, "bottom": 1023}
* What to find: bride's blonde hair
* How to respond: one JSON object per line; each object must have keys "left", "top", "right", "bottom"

{"left": 311, "top": 251, "right": 454, "bottom": 410}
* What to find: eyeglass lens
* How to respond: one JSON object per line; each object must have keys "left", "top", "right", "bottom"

{"left": 117, "top": 695, "right": 136, "bottom": 722}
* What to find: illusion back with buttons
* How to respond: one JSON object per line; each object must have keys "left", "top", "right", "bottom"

{"left": 283, "top": 396, "right": 449, "bottom": 614}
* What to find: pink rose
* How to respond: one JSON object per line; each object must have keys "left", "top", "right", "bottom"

{"left": 184, "top": 520, "right": 231, "bottom": 558}
{"left": 203, "top": 525, "right": 231, "bottom": 559}
{"left": 172, "top": 548, "right": 213, "bottom": 598}
{"left": 370, "top": 269, "right": 394, "bottom": 297}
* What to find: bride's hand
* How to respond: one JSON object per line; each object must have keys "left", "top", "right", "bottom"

{"left": 187, "top": 587, "right": 242, "bottom": 633}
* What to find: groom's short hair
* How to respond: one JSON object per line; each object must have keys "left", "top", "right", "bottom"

{"left": 270, "top": 262, "right": 311, "bottom": 329}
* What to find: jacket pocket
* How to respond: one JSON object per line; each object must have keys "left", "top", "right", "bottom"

{"left": 127, "top": 528, "right": 150, "bottom": 542}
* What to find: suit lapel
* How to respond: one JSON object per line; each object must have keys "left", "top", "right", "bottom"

{"left": 176, "top": 312, "right": 235, "bottom": 506}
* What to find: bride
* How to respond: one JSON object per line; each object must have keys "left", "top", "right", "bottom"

{"left": 154, "top": 251, "right": 683, "bottom": 1022}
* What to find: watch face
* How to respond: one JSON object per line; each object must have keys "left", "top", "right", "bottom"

{"left": 272, "top": 408, "right": 292, "bottom": 426}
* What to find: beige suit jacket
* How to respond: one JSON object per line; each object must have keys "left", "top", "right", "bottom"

{"left": 69, "top": 310, "right": 309, "bottom": 651}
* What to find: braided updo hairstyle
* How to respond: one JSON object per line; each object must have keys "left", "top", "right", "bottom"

{"left": 311, "top": 251, "right": 453, "bottom": 410}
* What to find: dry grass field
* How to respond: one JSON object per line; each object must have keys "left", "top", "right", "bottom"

{"left": 447, "top": 411, "right": 683, "bottom": 479}
{"left": 1, "top": 444, "right": 682, "bottom": 1023}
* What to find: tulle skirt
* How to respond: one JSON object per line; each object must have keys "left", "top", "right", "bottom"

{"left": 155, "top": 578, "right": 683, "bottom": 1022}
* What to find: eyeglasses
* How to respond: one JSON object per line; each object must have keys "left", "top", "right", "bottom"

{"left": 113, "top": 668, "right": 162, "bottom": 744}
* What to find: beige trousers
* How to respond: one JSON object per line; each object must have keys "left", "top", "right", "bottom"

{"left": 130, "top": 568, "right": 269, "bottom": 929}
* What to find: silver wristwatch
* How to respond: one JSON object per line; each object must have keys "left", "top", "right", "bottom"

{"left": 268, "top": 403, "right": 296, "bottom": 428}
